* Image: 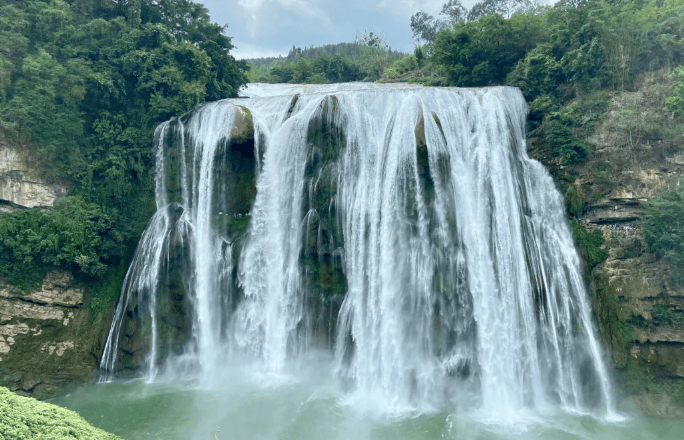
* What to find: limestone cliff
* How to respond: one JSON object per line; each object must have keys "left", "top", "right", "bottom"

{"left": 0, "top": 141, "right": 67, "bottom": 212}
{"left": 529, "top": 69, "right": 684, "bottom": 417}
{"left": 0, "top": 270, "right": 108, "bottom": 398}
{"left": 0, "top": 140, "right": 106, "bottom": 398}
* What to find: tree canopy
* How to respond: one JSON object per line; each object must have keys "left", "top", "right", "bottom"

{"left": 0, "top": 0, "right": 247, "bottom": 296}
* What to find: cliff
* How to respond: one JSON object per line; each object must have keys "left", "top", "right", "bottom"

{"left": 529, "top": 69, "right": 684, "bottom": 417}
{"left": 0, "top": 141, "right": 67, "bottom": 212}
{"left": 0, "top": 270, "right": 109, "bottom": 398}
{"left": 0, "top": 141, "right": 109, "bottom": 397}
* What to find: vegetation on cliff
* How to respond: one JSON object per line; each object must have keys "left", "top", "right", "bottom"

{"left": 0, "top": 386, "right": 122, "bottom": 439}
{"left": 643, "top": 178, "right": 684, "bottom": 285}
{"left": 0, "top": 0, "right": 247, "bottom": 308}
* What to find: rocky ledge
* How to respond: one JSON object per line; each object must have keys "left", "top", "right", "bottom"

{"left": 0, "top": 142, "right": 67, "bottom": 212}
{"left": 0, "top": 271, "right": 107, "bottom": 398}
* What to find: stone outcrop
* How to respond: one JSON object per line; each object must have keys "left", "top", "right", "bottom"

{"left": 0, "top": 271, "right": 107, "bottom": 398}
{"left": 0, "top": 141, "right": 67, "bottom": 212}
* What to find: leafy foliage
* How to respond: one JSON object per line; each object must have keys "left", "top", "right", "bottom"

{"left": 642, "top": 179, "right": 684, "bottom": 285}
{"left": 408, "top": 0, "right": 684, "bottom": 94}
{"left": 665, "top": 65, "right": 684, "bottom": 117}
{"left": 432, "top": 12, "right": 543, "bottom": 86}
{"left": 570, "top": 219, "right": 608, "bottom": 270}
{"left": 254, "top": 53, "right": 363, "bottom": 84}
{"left": 410, "top": 0, "right": 467, "bottom": 44}
{"left": 0, "top": 386, "right": 122, "bottom": 440}
{"left": 0, "top": 0, "right": 247, "bottom": 304}
{"left": 0, "top": 197, "right": 123, "bottom": 290}
{"left": 651, "top": 303, "right": 684, "bottom": 326}
{"left": 249, "top": 34, "right": 403, "bottom": 84}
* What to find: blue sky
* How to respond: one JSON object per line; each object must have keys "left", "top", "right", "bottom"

{"left": 199, "top": 0, "right": 480, "bottom": 59}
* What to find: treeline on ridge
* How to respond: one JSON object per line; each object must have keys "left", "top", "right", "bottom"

{"left": 245, "top": 42, "right": 377, "bottom": 67}
{"left": 246, "top": 33, "right": 404, "bottom": 83}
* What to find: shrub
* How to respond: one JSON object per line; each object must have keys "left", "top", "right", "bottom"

{"left": 642, "top": 179, "right": 684, "bottom": 285}
{"left": 0, "top": 386, "right": 122, "bottom": 440}
{"left": 0, "top": 197, "right": 124, "bottom": 291}
{"left": 383, "top": 55, "right": 418, "bottom": 80}
{"left": 571, "top": 219, "right": 608, "bottom": 270}
{"left": 542, "top": 118, "right": 591, "bottom": 164}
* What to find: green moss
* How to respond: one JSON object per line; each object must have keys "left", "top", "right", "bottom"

{"left": 431, "top": 111, "right": 444, "bottom": 138}
{"left": 301, "top": 255, "right": 347, "bottom": 296}
{"left": 414, "top": 112, "right": 436, "bottom": 207}
{"left": 237, "top": 105, "right": 252, "bottom": 116}
{"left": 163, "top": 145, "right": 182, "bottom": 204}
{"left": 563, "top": 184, "right": 585, "bottom": 218}
{"left": 284, "top": 94, "right": 302, "bottom": 120}
{"left": 88, "top": 253, "right": 130, "bottom": 321}
{"left": 306, "top": 98, "right": 345, "bottom": 165}
{"left": 651, "top": 303, "right": 684, "bottom": 326}
{"left": 213, "top": 215, "right": 251, "bottom": 236}
{"left": 0, "top": 386, "right": 123, "bottom": 440}
{"left": 622, "top": 360, "right": 684, "bottom": 407}
{"left": 570, "top": 220, "right": 608, "bottom": 271}
{"left": 228, "top": 216, "right": 250, "bottom": 232}
{"left": 593, "top": 272, "right": 637, "bottom": 354}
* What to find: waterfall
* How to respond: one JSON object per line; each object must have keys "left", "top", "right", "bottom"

{"left": 100, "top": 83, "right": 614, "bottom": 415}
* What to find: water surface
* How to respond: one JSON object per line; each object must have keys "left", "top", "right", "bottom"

{"left": 53, "top": 362, "right": 681, "bottom": 440}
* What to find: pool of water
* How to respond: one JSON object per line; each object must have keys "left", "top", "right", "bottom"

{"left": 51, "top": 362, "right": 683, "bottom": 440}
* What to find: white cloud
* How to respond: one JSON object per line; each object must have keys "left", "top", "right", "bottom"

{"left": 202, "top": 0, "right": 483, "bottom": 59}
{"left": 237, "top": 0, "right": 331, "bottom": 37}
{"left": 232, "top": 42, "right": 287, "bottom": 60}
{"left": 376, "top": 0, "right": 446, "bottom": 18}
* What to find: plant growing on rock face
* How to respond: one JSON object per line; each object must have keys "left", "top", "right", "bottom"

{"left": 665, "top": 65, "right": 684, "bottom": 121}
{"left": 570, "top": 219, "right": 608, "bottom": 272}
{"left": 642, "top": 178, "right": 684, "bottom": 285}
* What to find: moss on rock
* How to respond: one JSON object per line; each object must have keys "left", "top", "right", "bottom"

{"left": 0, "top": 386, "right": 122, "bottom": 439}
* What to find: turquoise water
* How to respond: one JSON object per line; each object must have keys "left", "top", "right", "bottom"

{"left": 51, "top": 363, "right": 683, "bottom": 440}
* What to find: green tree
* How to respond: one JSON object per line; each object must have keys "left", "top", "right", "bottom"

{"left": 433, "top": 13, "right": 534, "bottom": 86}
{"left": 643, "top": 179, "right": 684, "bottom": 285}
{"left": 0, "top": 0, "right": 247, "bottom": 299}
{"left": 356, "top": 30, "right": 395, "bottom": 81}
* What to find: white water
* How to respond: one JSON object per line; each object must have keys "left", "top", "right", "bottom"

{"left": 100, "top": 83, "right": 614, "bottom": 417}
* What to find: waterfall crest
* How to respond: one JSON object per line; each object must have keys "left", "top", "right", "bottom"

{"left": 100, "top": 83, "right": 614, "bottom": 415}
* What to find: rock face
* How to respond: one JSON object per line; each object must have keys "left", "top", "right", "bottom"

{"left": 0, "top": 271, "right": 107, "bottom": 398}
{"left": 0, "top": 141, "right": 103, "bottom": 397}
{"left": 530, "top": 69, "right": 684, "bottom": 417}
{"left": 0, "top": 141, "right": 67, "bottom": 212}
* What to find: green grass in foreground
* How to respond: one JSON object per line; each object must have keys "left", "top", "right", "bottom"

{"left": 0, "top": 387, "right": 123, "bottom": 440}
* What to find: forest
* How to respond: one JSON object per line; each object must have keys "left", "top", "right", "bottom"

{"left": 0, "top": 0, "right": 248, "bottom": 306}
{"left": 1, "top": 0, "right": 684, "bottom": 310}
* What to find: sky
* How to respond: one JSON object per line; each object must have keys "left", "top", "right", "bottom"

{"left": 199, "top": 0, "right": 482, "bottom": 59}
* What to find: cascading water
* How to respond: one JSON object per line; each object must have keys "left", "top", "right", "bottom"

{"left": 100, "top": 83, "right": 614, "bottom": 416}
